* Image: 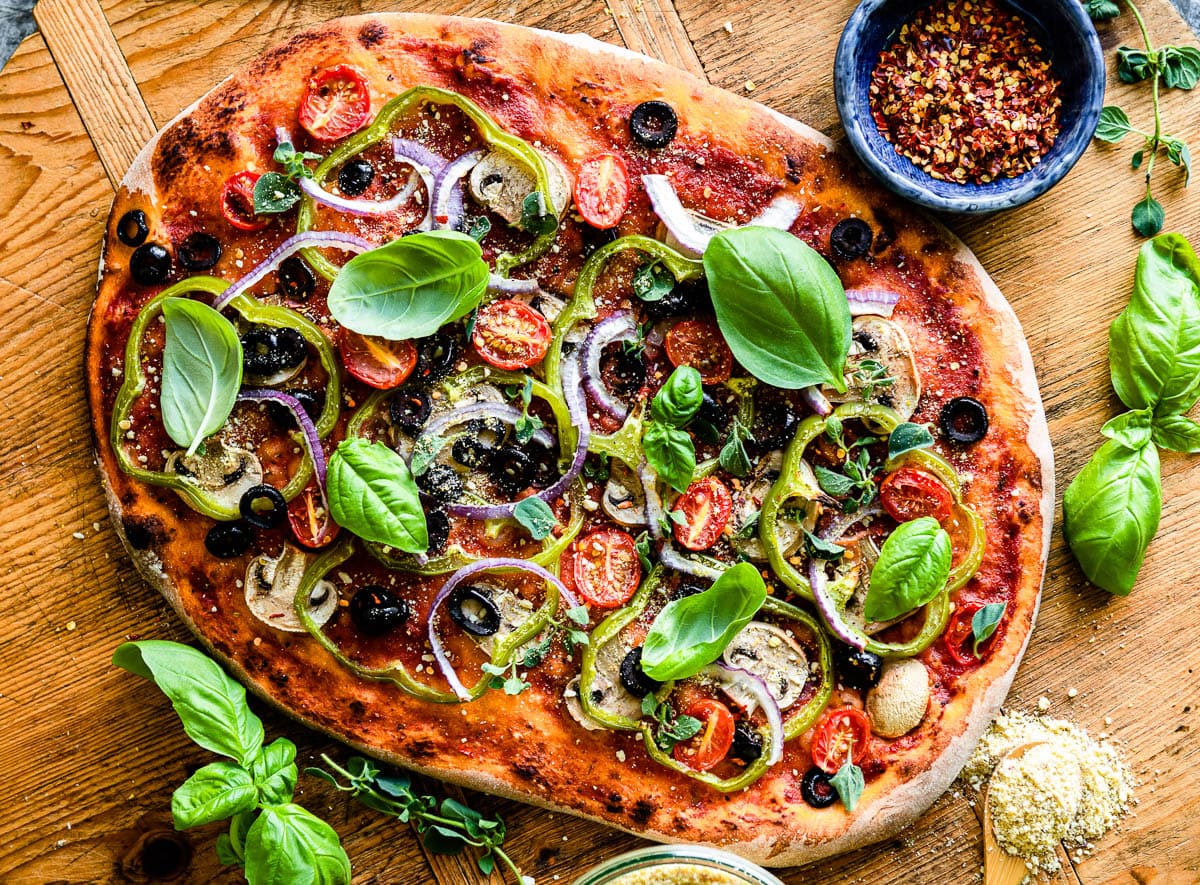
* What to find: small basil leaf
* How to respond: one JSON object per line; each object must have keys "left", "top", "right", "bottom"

{"left": 829, "top": 761, "right": 865, "bottom": 812}
{"left": 1159, "top": 46, "right": 1200, "bottom": 90}
{"left": 1094, "top": 106, "right": 1134, "bottom": 144}
{"left": 513, "top": 496, "right": 557, "bottom": 540}
{"left": 216, "top": 832, "right": 243, "bottom": 867}
{"left": 567, "top": 604, "right": 591, "bottom": 626}
{"left": 634, "top": 531, "right": 654, "bottom": 572}
{"left": 641, "top": 562, "right": 767, "bottom": 681}
{"left": 814, "top": 465, "right": 856, "bottom": 498}
{"left": 171, "top": 761, "right": 258, "bottom": 830}
{"left": 863, "top": 517, "right": 952, "bottom": 622}
{"left": 651, "top": 366, "right": 703, "bottom": 427}
{"left": 243, "top": 803, "right": 350, "bottom": 885}
{"left": 1151, "top": 413, "right": 1200, "bottom": 452}
{"left": 249, "top": 737, "right": 298, "bottom": 806}
{"left": 1084, "top": 0, "right": 1120, "bottom": 19}
{"left": 327, "top": 438, "right": 428, "bottom": 553}
{"left": 1132, "top": 194, "right": 1165, "bottom": 238}
{"left": 253, "top": 172, "right": 301, "bottom": 214}
{"left": 632, "top": 261, "right": 675, "bottom": 302}
{"left": 803, "top": 528, "right": 845, "bottom": 562}
{"left": 468, "top": 216, "right": 492, "bottom": 242}
{"left": 519, "top": 191, "right": 558, "bottom": 236}
{"left": 160, "top": 297, "right": 243, "bottom": 456}
{"left": 887, "top": 422, "right": 935, "bottom": 460}
{"left": 1132, "top": 149, "right": 1145, "bottom": 170}
{"left": 718, "top": 418, "right": 754, "bottom": 478}
{"left": 1116, "top": 47, "right": 1153, "bottom": 83}
{"left": 643, "top": 423, "right": 696, "bottom": 493}
{"left": 424, "top": 825, "right": 470, "bottom": 854}
{"left": 1100, "top": 409, "right": 1154, "bottom": 449}
{"left": 971, "top": 602, "right": 1006, "bottom": 657}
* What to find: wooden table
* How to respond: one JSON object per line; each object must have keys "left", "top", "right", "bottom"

{"left": 2, "top": 1, "right": 1198, "bottom": 882}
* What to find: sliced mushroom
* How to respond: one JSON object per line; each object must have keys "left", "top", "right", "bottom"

{"left": 166, "top": 443, "right": 263, "bottom": 513}
{"left": 866, "top": 659, "right": 930, "bottom": 738}
{"left": 603, "top": 459, "right": 647, "bottom": 527}
{"left": 475, "top": 583, "right": 536, "bottom": 656}
{"left": 827, "top": 316, "right": 921, "bottom": 421}
{"left": 731, "top": 458, "right": 818, "bottom": 560}
{"left": 722, "top": 621, "right": 809, "bottom": 710}
{"left": 468, "top": 150, "right": 570, "bottom": 227}
{"left": 588, "top": 629, "right": 646, "bottom": 723}
{"left": 244, "top": 545, "right": 337, "bottom": 632}
{"left": 563, "top": 676, "right": 606, "bottom": 732}
{"left": 526, "top": 291, "right": 566, "bottom": 324}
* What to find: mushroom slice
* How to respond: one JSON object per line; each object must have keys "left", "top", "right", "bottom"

{"left": 827, "top": 316, "right": 921, "bottom": 421}
{"left": 588, "top": 629, "right": 646, "bottom": 723}
{"left": 603, "top": 459, "right": 647, "bottom": 527}
{"left": 475, "top": 584, "right": 536, "bottom": 657}
{"left": 867, "top": 659, "right": 931, "bottom": 738}
{"left": 563, "top": 676, "right": 606, "bottom": 732}
{"left": 468, "top": 150, "right": 570, "bottom": 227}
{"left": 732, "top": 459, "right": 818, "bottom": 561}
{"left": 722, "top": 621, "right": 809, "bottom": 710}
{"left": 245, "top": 545, "right": 337, "bottom": 632}
{"left": 165, "top": 443, "right": 263, "bottom": 513}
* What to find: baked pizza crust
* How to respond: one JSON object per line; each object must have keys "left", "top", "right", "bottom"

{"left": 87, "top": 14, "right": 1053, "bottom": 866}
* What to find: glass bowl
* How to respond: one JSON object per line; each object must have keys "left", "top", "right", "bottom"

{"left": 571, "top": 845, "right": 786, "bottom": 885}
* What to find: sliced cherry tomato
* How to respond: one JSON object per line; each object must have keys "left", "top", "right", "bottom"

{"left": 574, "top": 153, "right": 630, "bottom": 230}
{"left": 338, "top": 328, "right": 417, "bottom": 389}
{"left": 571, "top": 528, "right": 642, "bottom": 608}
{"left": 221, "top": 171, "right": 269, "bottom": 232}
{"left": 288, "top": 482, "right": 340, "bottom": 549}
{"left": 672, "top": 698, "right": 736, "bottom": 771}
{"left": 942, "top": 601, "right": 991, "bottom": 666}
{"left": 673, "top": 477, "right": 732, "bottom": 551}
{"left": 472, "top": 300, "right": 552, "bottom": 370}
{"left": 665, "top": 318, "right": 734, "bottom": 384}
{"left": 880, "top": 467, "right": 954, "bottom": 523}
{"left": 298, "top": 64, "right": 371, "bottom": 141}
{"left": 811, "top": 707, "right": 872, "bottom": 774}
{"left": 558, "top": 542, "right": 579, "bottom": 595}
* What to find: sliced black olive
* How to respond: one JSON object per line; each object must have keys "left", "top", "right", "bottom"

{"left": 668, "top": 579, "right": 708, "bottom": 601}
{"left": 830, "top": 218, "right": 874, "bottom": 260}
{"left": 696, "top": 390, "right": 731, "bottom": 430}
{"left": 417, "top": 464, "right": 465, "bottom": 503}
{"left": 242, "top": 326, "right": 307, "bottom": 377}
{"left": 204, "top": 521, "right": 253, "bottom": 559}
{"left": 642, "top": 279, "right": 712, "bottom": 320}
{"left": 486, "top": 445, "right": 533, "bottom": 495}
{"left": 338, "top": 158, "right": 375, "bottom": 196}
{"left": 117, "top": 209, "right": 149, "bottom": 247}
{"left": 452, "top": 436, "right": 489, "bottom": 469}
{"left": 801, "top": 766, "right": 838, "bottom": 809}
{"left": 939, "top": 396, "right": 989, "bottom": 445}
{"left": 466, "top": 416, "right": 508, "bottom": 449}
{"left": 751, "top": 398, "right": 798, "bottom": 452}
{"left": 177, "top": 232, "right": 222, "bottom": 270}
{"left": 277, "top": 255, "right": 316, "bottom": 301}
{"left": 239, "top": 484, "right": 287, "bottom": 529}
{"left": 834, "top": 644, "right": 884, "bottom": 692}
{"left": 581, "top": 225, "right": 619, "bottom": 257}
{"left": 413, "top": 333, "right": 458, "bottom": 383}
{"left": 265, "top": 389, "right": 323, "bottom": 428}
{"left": 601, "top": 346, "right": 646, "bottom": 397}
{"left": 130, "top": 242, "right": 171, "bottom": 285}
{"left": 730, "top": 721, "right": 764, "bottom": 764}
{"left": 619, "top": 647, "right": 663, "bottom": 698}
{"left": 630, "top": 100, "right": 678, "bottom": 149}
{"left": 426, "top": 508, "right": 450, "bottom": 554}
{"left": 350, "top": 584, "right": 410, "bottom": 635}
{"left": 388, "top": 387, "right": 432, "bottom": 433}
{"left": 447, "top": 585, "right": 501, "bottom": 636}
{"left": 527, "top": 441, "right": 559, "bottom": 490}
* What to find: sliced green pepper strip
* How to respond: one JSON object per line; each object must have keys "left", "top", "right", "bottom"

{"left": 760, "top": 596, "right": 834, "bottom": 740}
{"left": 297, "top": 86, "right": 558, "bottom": 279}
{"left": 639, "top": 720, "right": 772, "bottom": 793}
{"left": 587, "top": 405, "right": 645, "bottom": 470}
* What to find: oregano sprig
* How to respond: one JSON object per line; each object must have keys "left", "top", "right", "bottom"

{"left": 254, "top": 141, "right": 323, "bottom": 215}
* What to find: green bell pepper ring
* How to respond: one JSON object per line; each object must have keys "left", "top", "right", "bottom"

{"left": 759, "top": 596, "right": 834, "bottom": 740}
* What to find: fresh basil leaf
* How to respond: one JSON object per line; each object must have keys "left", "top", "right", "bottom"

{"left": 887, "top": 422, "right": 934, "bottom": 460}
{"left": 243, "top": 803, "right": 350, "bottom": 885}
{"left": 1094, "top": 106, "right": 1135, "bottom": 143}
{"left": 253, "top": 172, "right": 301, "bottom": 215}
{"left": 216, "top": 832, "right": 243, "bottom": 867}
{"left": 1151, "top": 413, "right": 1200, "bottom": 452}
{"left": 409, "top": 434, "right": 444, "bottom": 477}
{"left": 863, "top": 517, "right": 952, "bottom": 622}
{"left": 1063, "top": 439, "right": 1161, "bottom": 596}
{"left": 1109, "top": 233, "right": 1200, "bottom": 413}
{"left": 1100, "top": 409, "right": 1154, "bottom": 449}
{"left": 113, "top": 640, "right": 264, "bottom": 766}
{"left": 230, "top": 810, "right": 256, "bottom": 864}
{"left": 803, "top": 528, "right": 845, "bottom": 562}
{"left": 567, "top": 605, "right": 591, "bottom": 626}
{"left": 632, "top": 261, "right": 675, "bottom": 302}
{"left": 971, "top": 602, "right": 1006, "bottom": 657}
{"left": 718, "top": 417, "right": 754, "bottom": 478}
{"left": 249, "top": 737, "right": 298, "bottom": 806}
{"left": 1132, "top": 194, "right": 1165, "bottom": 237}
{"left": 519, "top": 191, "right": 558, "bottom": 236}
{"left": 468, "top": 216, "right": 492, "bottom": 242}
{"left": 829, "top": 761, "right": 865, "bottom": 812}
{"left": 477, "top": 853, "right": 496, "bottom": 876}
{"left": 1116, "top": 47, "right": 1153, "bottom": 83}
{"left": 651, "top": 366, "right": 703, "bottom": 427}
{"left": 327, "top": 231, "right": 489, "bottom": 340}
{"left": 1160, "top": 46, "right": 1200, "bottom": 90}
{"left": 171, "top": 761, "right": 258, "bottom": 830}
{"left": 1084, "top": 0, "right": 1120, "bottom": 19}
{"left": 814, "top": 465, "right": 856, "bottom": 498}
{"left": 641, "top": 561, "right": 767, "bottom": 681}
{"left": 327, "top": 438, "right": 428, "bottom": 553}
{"left": 634, "top": 530, "right": 654, "bottom": 572}
{"left": 643, "top": 422, "right": 696, "bottom": 493}
{"left": 704, "top": 226, "right": 851, "bottom": 391}
{"left": 513, "top": 496, "right": 557, "bottom": 540}
{"left": 160, "top": 297, "right": 243, "bottom": 456}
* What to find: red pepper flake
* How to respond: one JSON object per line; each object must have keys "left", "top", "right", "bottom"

{"left": 868, "top": 0, "right": 1062, "bottom": 185}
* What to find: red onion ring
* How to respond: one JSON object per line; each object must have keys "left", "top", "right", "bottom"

{"left": 643, "top": 174, "right": 803, "bottom": 256}
{"left": 808, "top": 557, "right": 865, "bottom": 650}
{"left": 711, "top": 663, "right": 785, "bottom": 765}
{"left": 581, "top": 311, "right": 638, "bottom": 422}
{"left": 818, "top": 502, "right": 883, "bottom": 544}
{"left": 639, "top": 460, "right": 666, "bottom": 541}
{"left": 427, "top": 556, "right": 578, "bottom": 700}
{"left": 392, "top": 139, "right": 448, "bottom": 231}
{"left": 488, "top": 274, "right": 542, "bottom": 295}
{"left": 801, "top": 386, "right": 834, "bottom": 417}
{"left": 432, "top": 149, "right": 485, "bottom": 229}
{"left": 560, "top": 332, "right": 591, "bottom": 435}
{"left": 237, "top": 390, "right": 328, "bottom": 527}
{"left": 419, "top": 400, "right": 554, "bottom": 450}
{"left": 297, "top": 171, "right": 421, "bottom": 217}
{"left": 211, "top": 231, "right": 371, "bottom": 311}
{"left": 659, "top": 542, "right": 726, "bottom": 582}
{"left": 845, "top": 287, "right": 901, "bottom": 318}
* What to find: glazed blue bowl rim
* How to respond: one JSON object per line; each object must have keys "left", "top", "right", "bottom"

{"left": 833, "top": 0, "right": 1107, "bottom": 214}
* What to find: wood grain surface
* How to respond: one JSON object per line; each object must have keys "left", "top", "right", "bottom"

{"left": 1, "top": 1, "right": 1198, "bottom": 883}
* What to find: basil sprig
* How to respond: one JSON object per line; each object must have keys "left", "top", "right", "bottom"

{"left": 863, "top": 517, "right": 952, "bottom": 623}
{"left": 326, "top": 439, "right": 428, "bottom": 553}
{"left": 971, "top": 602, "right": 1006, "bottom": 657}
{"left": 254, "top": 142, "right": 323, "bottom": 215}
{"left": 643, "top": 366, "right": 703, "bottom": 493}
{"left": 160, "top": 297, "right": 243, "bottom": 455}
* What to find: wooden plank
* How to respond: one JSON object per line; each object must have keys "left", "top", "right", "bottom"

{"left": 604, "top": 0, "right": 707, "bottom": 80}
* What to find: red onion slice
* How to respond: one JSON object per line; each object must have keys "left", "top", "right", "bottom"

{"left": 392, "top": 138, "right": 448, "bottom": 176}
{"left": 211, "top": 231, "right": 371, "bottom": 311}
{"left": 419, "top": 400, "right": 554, "bottom": 450}
{"left": 845, "top": 287, "right": 901, "bottom": 318}
{"left": 819, "top": 502, "right": 883, "bottom": 544}
{"left": 711, "top": 663, "right": 785, "bottom": 766}
{"left": 237, "top": 390, "right": 328, "bottom": 512}
{"left": 560, "top": 333, "right": 591, "bottom": 435}
{"left": 427, "top": 556, "right": 577, "bottom": 700}
{"left": 808, "top": 557, "right": 866, "bottom": 650}
{"left": 432, "top": 149, "right": 485, "bottom": 230}
{"left": 659, "top": 542, "right": 726, "bottom": 582}
{"left": 750, "top": 196, "right": 803, "bottom": 231}
{"left": 581, "top": 311, "right": 638, "bottom": 422}
{"left": 488, "top": 274, "right": 542, "bottom": 295}
{"left": 297, "top": 171, "right": 421, "bottom": 217}
{"left": 639, "top": 460, "right": 666, "bottom": 541}
{"left": 801, "top": 386, "right": 833, "bottom": 417}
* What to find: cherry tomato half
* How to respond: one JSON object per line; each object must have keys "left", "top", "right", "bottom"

{"left": 880, "top": 467, "right": 954, "bottom": 523}
{"left": 338, "top": 328, "right": 417, "bottom": 389}
{"left": 665, "top": 318, "right": 734, "bottom": 384}
{"left": 673, "top": 476, "right": 732, "bottom": 552}
{"left": 221, "top": 171, "right": 269, "bottom": 232}
{"left": 574, "top": 153, "right": 630, "bottom": 230}
{"left": 298, "top": 64, "right": 371, "bottom": 141}
{"left": 288, "top": 481, "right": 341, "bottom": 549}
{"left": 571, "top": 528, "right": 642, "bottom": 608}
{"left": 942, "top": 602, "right": 994, "bottom": 666}
{"left": 811, "top": 707, "right": 872, "bottom": 774}
{"left": 672, "top": 698, "right": 736, "bottom": 771}
{"left": 472, "top": 300, "right": 552, "bottom": 370}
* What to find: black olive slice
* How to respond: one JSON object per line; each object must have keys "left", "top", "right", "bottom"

{"left": 602, "top": 346, "right": 646, "bottom": 397}
{"left": 388, "top": 387, "right": 433, "bottom": 433}
{"left": 117, "top": 209, "right": 150, "bottom": 247}
{"left": 527, "top": 441, "right": 559, "bottom": 490}
{"left": 801, "top": 766, "right": 838, "bottom": 809}
{"left": 178, "top": 232, "right": 222, "bottom": 270}
{"left": 448, "top": 585, "right": 501, "bottom": 636}
{"left": 413, "top": 333, "right": 459, "bottom": 383}
{"left": 630, "top": 100, "right": 678, "bottom": 149}
{"left": 642, "top": 279, "right": 713, "bottom": 320}
{"left": 486, "top": 445, "right": 533, "bottom": 495}
{"left": 830, "top": 218, "right": 874, "bottom": 260}
{"left": 618, "top": 647, "right": 663, "bottom": 698}
{"left": 668, "top": 580, "right": 709, "bottom": 601}
{"left": 338, "top": 158, "right": 375, "bottom": 196}
{"left": 265, "top": 389, "right": 324, "bottom": 428}
{"left": 451, "top": 435, "right": 489, "bottom": 469}
{"left": 277, "top": 255, "right": 316, "bottom": 301}
{"left": 130, "top": 243, "right": 171, "bottom": 285}
{"left": 730, "top": 721, "right": 764, "bottom": 764}
{"left": 751, "top": 398, "right": 799, "bottom": 452}
{"left": 696, "top": 390, "right": 731, "bottom": 430}
{"left": 241, "top": 326, "right": 307, "bottom": 376}
{"left": 350, "top": 584, "right": 410, "bottom": 635}
{"left": 426, "top": 508, "right": 451, "bottom": 554}
{"left": 939, "top": 396, "right": 989, "bottom": 445}
{"left": 417, "top": 464, "right": 465, "bottom": 503}
{"left": 239, "top": 484, "right": 287, "bottom": 529}
{"left": 833, "top": 644, "right": 884, "bottom": 692}
{"left": 204, "top": 521, "right": 253, "bottom": 559}
{"left": 465, "top": 416, "right": 508, "bottom": 449}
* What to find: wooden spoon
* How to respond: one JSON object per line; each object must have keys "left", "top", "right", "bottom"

{"left": 983, "top": 741, "right": 1044, "bottom": 885}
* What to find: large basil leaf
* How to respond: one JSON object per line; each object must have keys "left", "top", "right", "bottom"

{"left": 249, "top": 737, "right": 299, "bottom": 806}
{"left": 112, "top": 640, "right": 264, "bottom": 766}
{"left": 704, "top": 227, "right": 851, "bottom": 391}
{"left": 1109, "top": 234, "right": 1200, "bottom": 415}
{"left": 327, "top": 231, "right": 489, "bottom": 341}
{"left": 650, "top": 366, "right": 703, "bottom": 427}
{"left": 642, "top": 422, "right": 696, "bottom": 494}
{"left": 1063, "top": 439, "right": 1161, "bottom": 596}
{"left": 326, "top": 439, "right": 428, "bottom": 553}
{"left": 863, "top": 517, "right": 952, "bottom": 622}
{"left": 244, "top": 803, "right": 351, "bottom": 885}
{"left": 1151, "top": 413, "right": 1200, "bottom": 453}
{"left": 641, "top": 561, "right": 767, "bottom": 681}
{"left": 171, "top": 761, "right": 258, "bottom": 829}
{"left": 160, "top": 297, "right": 243, "bottom": 455}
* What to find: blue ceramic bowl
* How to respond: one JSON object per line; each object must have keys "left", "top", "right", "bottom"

{"left": 834, "top": 0, "right": 1105, "bottom": 214}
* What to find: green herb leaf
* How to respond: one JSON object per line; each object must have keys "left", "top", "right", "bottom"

{"left": 243, "top": 803, "right": 350, "bottom": 885}
{"left": 634, "top": 530, "right": 654, "bottom": 572}
{"left": 1151, "top": 413, "right": 1200, "bottom": 452}
{"left": 514, "top": 376, "right": 545, "bottom": 444}
{"left": 273, "top": 141, "right": 322, "bottom": 179}
{"left": 326, "top": 438, "right": 428, "bottom": 553}
{"left": 249, "top": 737, "right": 298, "bottom": 806}
{"left": 640, "top": 562, "right": 767, "bottom": 681}
{"left": 718, "top": 416, "right": 755, "bottom": 478}
{"left": 1166, "top": 138, "right": 1192, "bottom": 184}
{"left": 216, "top": 832, "right": 243, "bottom": 867}
{"left": 567, "top": 605, "right": 591, "bottom": 626}
{"left": 503, "top": 674, "right": 529, "bottom": 695}
{"left": 409, "top": 434, "right": 444, "bottom": 478}
{"left": 814, "top": 465, "right": 856, "bottom": 498}
{"left": 1094, "top": 106, "right": 1135, "bottom": 144}
{"left": 829, "top": 760, "right": 865, "bottom": 812}
{"left": 887, "top": 422, "right": 935, "bottom": 460}
{"left": 632, "top": 261, "right": 675, "bottom": 302}
{"left": 735, "top": 510, "right": 761, "bottom": 540}
{"left": 704, "top": 226, "right": 851, "bottom": 391}
{"left": 253, "top": 172, "right": 301, "bottom": 215}
{"left": 1132, "top": 149, "right": 1146, "bottom": 170}
{"left": 519, "top": 191, "right": 558, "bottom": 236}
{"left": 513, "top": 496, "right": 557, "bottom": 540}
{"left": 1084, "top": 0, "right": 1120, "bottom": 20}
{"left": 171, "top": 761, "right": 258, "bottom": 830}
{"left": 1116, "top": 47, "right": 1154, "bottom": 83}
{"left": 1159, "top": 46, "right": 1200, "bottom": 90}
{"left": 160, "top": 297, "right": 243, "bottom": 456}
{"left": 803, "top": 528, "right": 845, "bottom": 562}
{"left": 522, "top": 633, "right": 554, "bottom": 668}
{"left": 1100, "top": 409, "right": 1154, "bottom": 449}
{"left": 327, "top": 231, "right": 489, "bottom": 340}
{"left": 651, "top": 366, "right": 704, "bottom": 427}
{"left": 971, "top": 602, "right": 1006, "bottom": 657}
{"left": 1132, "top": 194, "right": 1165, "bottom": 237}
{"left": 863, "top": 517, "right": 952, "bottom": 622}
{"left": 468, "top": 215, "right": 492, "bottom": 242}
{"left": 643, "top": 422, "right": 696, "bottom": 493}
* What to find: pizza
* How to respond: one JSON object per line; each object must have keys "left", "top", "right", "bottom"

{"left": 87, "top": 13, "right": 1053, "bottom": 866}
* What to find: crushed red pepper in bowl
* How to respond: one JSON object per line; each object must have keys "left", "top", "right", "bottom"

{"left": 868, "top": 0, "right": 1063, "bottom": 185}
